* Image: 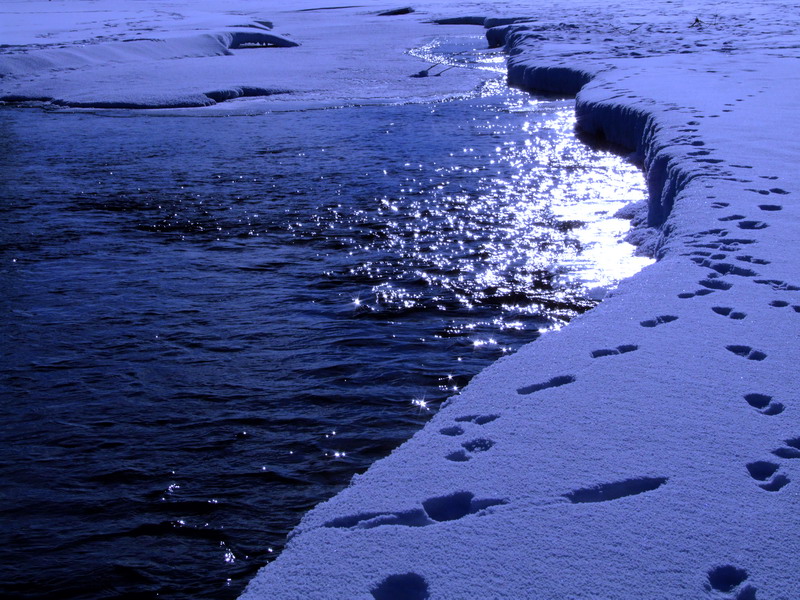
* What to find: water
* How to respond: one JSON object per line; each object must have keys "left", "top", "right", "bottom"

{"left": 0, "top": 45, "right": 647, "bottom": 600}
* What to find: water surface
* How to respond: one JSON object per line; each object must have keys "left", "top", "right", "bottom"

{"left": 0, "top": 63, "right": 647, "bottom": 599}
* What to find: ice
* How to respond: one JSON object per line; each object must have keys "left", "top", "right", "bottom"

{"left": 3, "top": 1, "right": 799, "bottom": 598}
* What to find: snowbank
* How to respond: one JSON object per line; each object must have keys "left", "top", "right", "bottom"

{"left": 238, "top": 1, "right": 800, "bottom": 599}
{"left": 0, "top": 0, "right": 494, "bottom": 110}
{"left": 3, "top": 1, "right": 797, "bottom": 598}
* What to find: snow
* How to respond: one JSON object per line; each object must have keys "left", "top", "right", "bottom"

{"left": 3, "top": 1, "right": 799, "bottom": 598}
{"left": 0, "top": 0, "right": 496, "bottom": 110}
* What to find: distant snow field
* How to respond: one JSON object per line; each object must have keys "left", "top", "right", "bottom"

{"left": 3, "top": 0, "right": 798, "bottom": 599}
{"left": 0, "top": 0, "right": 495, "bottom": 109}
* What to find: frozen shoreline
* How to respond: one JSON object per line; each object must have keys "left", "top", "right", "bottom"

{"left": 0, "top": 0, "right": 496, "bottom": 111}
{"left": 3, "top": 1, "right": 798, "bottom": 598}
{"left": 238, "top": 3, "right": 800, "bottom": 599}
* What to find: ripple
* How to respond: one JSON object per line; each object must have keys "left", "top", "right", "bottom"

{"left": 0, "top": 42, "right": 648, "bottom": 600}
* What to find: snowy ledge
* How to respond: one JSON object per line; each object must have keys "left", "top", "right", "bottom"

{"left": 0, "top": 29, "right": 298, "bottom": 109}
{"left": 240, "top": 2, "right": 800, "bottom": 599}
{"left": 0, "top": 2, "right": 491, "bottom": 111}
{"left": 2, "top": 1, "right": 795, "bottom": 597}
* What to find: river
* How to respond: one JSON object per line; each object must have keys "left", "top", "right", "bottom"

{"left": 0, "top": 37, "right": 648, "bottom": 600}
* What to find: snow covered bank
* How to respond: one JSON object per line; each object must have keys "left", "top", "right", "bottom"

{"left": 4, "top": 1, "right": 797, "bottom": 598}
{"left": 238, "top": 1, "right": 800, "bottom": 598}
{"left": 0, "top": 0, "right": 495, "bottom": 109}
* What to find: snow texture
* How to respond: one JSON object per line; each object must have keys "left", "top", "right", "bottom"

{"left": 4, "top": 1, "right": 798, "bottom": 598}
{"left": 0, "top": 0, "right": 494, "bottom": 110}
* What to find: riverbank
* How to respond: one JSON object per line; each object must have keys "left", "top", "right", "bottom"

{"left": 3, "top": 1, "right": 798, "bottom": 598}
{"left": 238, "top": 2, "right": 800, "bottom": 599}
{"left": 0, "top": 0, "right": 496, "bottom": 110}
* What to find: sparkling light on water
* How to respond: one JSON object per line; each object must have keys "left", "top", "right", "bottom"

{"left": 312, "top": 91, "right": 651, "bottom": 340}
{"left": 0, "top": 35, "right": 652, "bottom": 600}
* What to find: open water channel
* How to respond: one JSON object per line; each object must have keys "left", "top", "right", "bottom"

{"left": 0, "top": 38, "right": 648, "bottom": 600}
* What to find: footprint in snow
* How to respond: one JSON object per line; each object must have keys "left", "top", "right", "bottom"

{"left": 769, "top": 300, "right": 800, "bottom": 313}
{"left": 439, "top": 425, "right": 464, "bottom": 437}
{"left": 640, "top": 315, "right": 678, "bottom": 328}
{"left": 455, "top": 414, "right": 499, "bottom": 425}
{"left": 725, "top": 345, "right": 766, "bottom": 361}
{"left": 712, "top": 306, "right": 747, "bottom": 320}
{"left": 372, "top": 573, "right": 429, "bottom": 600}
{"left": 705, "top": 565, "right": 756, "bottom": 599}
{"left": 746, "top": 438, "right": 799, "bottom": 492}
{"left": 737, "top": 220, "right": 768, "bottom": 230}
{"left": 707, "top": 262, "right": 757, "bottom": 277}
{"left": 746, "top": 460, "right": 789, "bottom": 492}
{"left": 517, "top": 374, "right": 575, "bottom": 395}
{"left": 686, "top": 232, "right": 758, "bottom": 253}
{"left": 753, "top": 279, "right": 800, "bottom": 291}
{"left": 746, "top": 187, "right": 789, "bottom": 195}
{"left": 771, "top": 437, "right": 800, "bottom": 459}
{"left": 679, "top": 289, "right": 716, "bottom": 299}
{"left": 590, "top": 344, "right": 638, "bottom": 358}
{"left": 743, "top": 393, "right": 784, "bottom": 416}
{"left": 324, "top": 491, "right": 507, "bottom": 531}
{"left": 699, "top": 278, "right": 733, "bottom": 291}
{"left": 442, "top": 415, "right": 499, "bottom": 461}
{"left": 440, "top": 414, "right": 498, "bottom": 446}
{"left": 563, "top": 476, "right": 668, "bottom": 503}
{"left": 446, "top": 437, "right": 495, "bottom": 462}
{"left": 736, "top": 255, "right": 769, "bottom": 265}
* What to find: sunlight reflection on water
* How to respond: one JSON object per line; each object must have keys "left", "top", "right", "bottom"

{"left": 411, "top": 36, "right": 509, "bottom": 75}
{"left": 0, "top": 35, "right": 651, "bottom": 600}
{"left": 313, "top": 92, "right": 651, "bottom": 341}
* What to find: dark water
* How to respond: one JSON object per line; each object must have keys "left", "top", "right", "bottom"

{"left": 0, "top": 72, "right": 645, "bottom": 598}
